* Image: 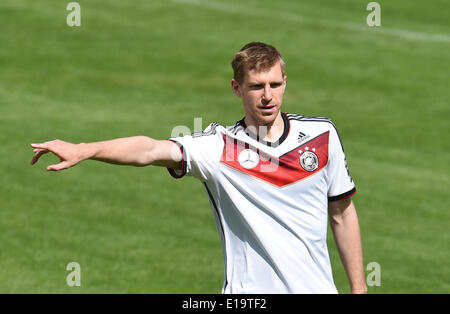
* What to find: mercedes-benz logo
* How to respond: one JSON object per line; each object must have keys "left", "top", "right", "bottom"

{"left": 238, "top": 149, "right": 260, "bottom": 169}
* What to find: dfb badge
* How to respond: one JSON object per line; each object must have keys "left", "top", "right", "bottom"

{"left": 299, "top": 150, "right": 319, "bottom": 172}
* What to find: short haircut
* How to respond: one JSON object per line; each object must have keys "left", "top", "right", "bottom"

{"left": 231, "top": 42, "right": 286, "bottom": 84}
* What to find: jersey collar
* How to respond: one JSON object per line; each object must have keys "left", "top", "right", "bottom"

{"left": 237, "top": 112, "right": 290, "bottom": 148}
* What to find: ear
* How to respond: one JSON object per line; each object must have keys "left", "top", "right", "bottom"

{"left": 282, "top": 75, "right": 287, "bottom": 92}
{"left": 231, "top": 79, "right": 242, "bottom": 98}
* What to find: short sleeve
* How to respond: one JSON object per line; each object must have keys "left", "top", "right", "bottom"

{"left": 166, "top": 123, "right": 223, "bottom": 182}
{"left": 327, "top": 124, "right": 356, "bottom": 201}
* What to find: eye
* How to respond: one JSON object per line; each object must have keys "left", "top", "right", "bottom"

{"left": 249, "top": 84, "right": 264, "bottom": 90}
{"left": 270, "top": 83, "right": 282, "bottom": 88}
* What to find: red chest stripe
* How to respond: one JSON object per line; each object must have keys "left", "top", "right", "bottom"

{"left": 220, "top": 132, "right": 329, "bottom": 187}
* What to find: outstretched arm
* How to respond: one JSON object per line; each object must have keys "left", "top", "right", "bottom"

{"left": 328, "top": 198, "right": 367, "bottom": 294}
{"left": 30, "top": 136, "right": 182, "bottom": 171}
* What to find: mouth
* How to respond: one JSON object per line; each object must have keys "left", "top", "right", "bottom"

{"left": 259, "top": 105, "right": 276, "bottom": 114}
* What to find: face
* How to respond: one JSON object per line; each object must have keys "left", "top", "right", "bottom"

{"left": 231, "top": 61, "right": 287, "bottom": 127}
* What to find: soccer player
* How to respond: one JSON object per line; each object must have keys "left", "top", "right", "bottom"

{"left": 30, "top": 42, "right": 367, "bottom": 294}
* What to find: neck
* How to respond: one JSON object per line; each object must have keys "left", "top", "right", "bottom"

{"left": 244, "top": 112, "right": 285, "bottom": 143}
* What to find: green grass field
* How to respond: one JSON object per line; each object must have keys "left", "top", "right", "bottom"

{"left": 0, "top": 0, "right": 449, "bottom": 293}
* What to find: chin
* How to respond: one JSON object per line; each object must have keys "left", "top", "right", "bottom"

{"left": 258, "top": 110, "right": 280, "bottom": 126}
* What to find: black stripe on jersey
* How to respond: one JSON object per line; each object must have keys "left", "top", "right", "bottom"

{"left": 291, "top": 115, "right": 331, "bottom": 120}
{"left": 234, "top": 124, "right": 245, "bottom": 135}
{"left": 227, "top": 121, "right": 244, "bottom": 135}
{"left": 328, "top": 187, "right": 356, "bottom": 202}
{"left": 285, "top": 113, "right": 304, "bottom": 120}
{"left": 203, "top": 182, "right": 228, "bottom": 291}
{"left": 166, "top": 140, "right": 187, "bottom": 178}
{"left": 191, "top": 122, "right": 220, "bottom": 138}
{"left": 287, "top": 114, "right": 330, "bottom": 121}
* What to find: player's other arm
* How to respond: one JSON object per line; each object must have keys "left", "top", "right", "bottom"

{"left": 328, "top": 198, "right": 367, "bottom": 294}
{"left": 30, "top": 137, "right": 182, "bottom": 171}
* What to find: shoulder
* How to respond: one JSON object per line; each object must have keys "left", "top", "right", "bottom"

{"left": 285, "top": 113, "right": 338, "bottom": 133}
{"left": 191, "top": 122, "right": 224, "bottom": 138}
{"left": 285, "top": 113, "right": 346, "bottom": 150}
{"left": 226, "top": 119, "right": 245, "bottom": 136}
{"left": 170, "top": 122, "right": 225, "bottom": 149}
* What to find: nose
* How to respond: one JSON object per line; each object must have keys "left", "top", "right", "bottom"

{"left": 262, "top": 85, "right": 272, "bottom": 104}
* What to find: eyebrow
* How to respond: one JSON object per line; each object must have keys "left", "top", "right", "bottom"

{"left": 248, "top": 80, "right": 284, "bottom": 87}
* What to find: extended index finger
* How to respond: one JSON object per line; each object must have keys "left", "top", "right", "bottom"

{"left": 30, "top": 142, "right": 48, "bottom": 149}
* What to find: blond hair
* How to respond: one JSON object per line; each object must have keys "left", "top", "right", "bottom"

{"left": 231, "top": 42, "right": 286, "bottom": 84}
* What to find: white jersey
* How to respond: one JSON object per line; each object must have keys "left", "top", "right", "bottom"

{"left": 167, "top": 113, "right": 356, "bottom": 294}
